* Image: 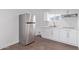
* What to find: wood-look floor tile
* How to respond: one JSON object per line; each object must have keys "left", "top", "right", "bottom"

{"left": 2, "top": 36, "right": 78, "bottom": 50}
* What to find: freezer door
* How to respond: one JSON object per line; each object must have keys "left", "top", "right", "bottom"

{"left": 25, "top": 13, "right": 34, "bottom": 22}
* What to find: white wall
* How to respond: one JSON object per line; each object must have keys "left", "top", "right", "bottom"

{"left": 0, "top": 10, "right": 19, "bottom": 49}
{"left": 77, "top": 14, "right": 79, "bottom": 48}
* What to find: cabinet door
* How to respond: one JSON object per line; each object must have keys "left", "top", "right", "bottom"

{"left": 60, "top": 29, "right": 77, "bottom": 46}
{"left": 59, "top": 29, "right": 68, "bottom": 43}
{"left": 51, "top": 28, "right": 60, "bottom": 41}
{"left": 68, "top": 30, "right": 77, "bottom": 46}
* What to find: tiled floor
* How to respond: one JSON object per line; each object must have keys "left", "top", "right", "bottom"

{"left": 3, "top": 37, "right": 78, "bottom": 50}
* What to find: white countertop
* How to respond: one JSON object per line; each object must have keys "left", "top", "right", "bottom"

{"left": 40, "top": 26, "right": 77, "bottom": 30}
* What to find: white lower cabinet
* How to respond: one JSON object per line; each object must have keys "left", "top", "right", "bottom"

{"left": 67, "top": 30, "right": 77, "bottom": 46}
{"left": 59, "top": 29, "right": 77, "bottom": 46}
{"left": 51, "top": 28, "right": 60, "bottom": 42}
{"left": 59, "top": 29, "right": 68, "bottom": 43}
{"left": 41, "top": 28, "right": 78, "bottom": 46}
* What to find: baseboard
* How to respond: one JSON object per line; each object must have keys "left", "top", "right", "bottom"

{"left": 0, "top": 40, "right": 19, "bottom": 49}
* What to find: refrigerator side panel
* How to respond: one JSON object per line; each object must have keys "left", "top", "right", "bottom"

{"left": 19, "top": 14, "right": 26, "bottom": 44}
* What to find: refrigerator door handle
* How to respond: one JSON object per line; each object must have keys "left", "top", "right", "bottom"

{"left": 25, "top": 22, "right": 35, "bottom": 24}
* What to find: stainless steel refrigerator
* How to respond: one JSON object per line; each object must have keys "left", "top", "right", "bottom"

{"left": 19, "top": 13, "right": 36, "bottom": 45}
